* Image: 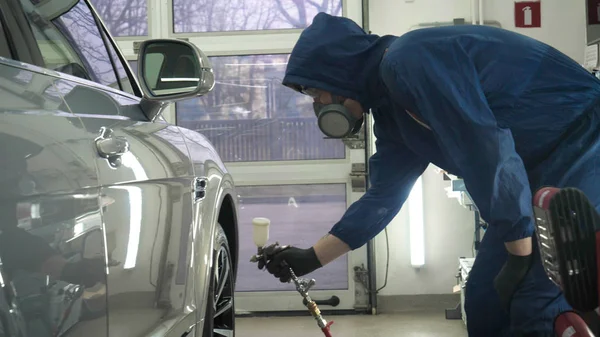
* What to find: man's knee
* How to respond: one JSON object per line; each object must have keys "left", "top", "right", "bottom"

{"left": 466, "top": 259, "right": 568, "bottom": 337}
{"left": 464, "top": 282, "right": 510, "bottom": 337}
{"left": 463, "top": 226, "right": 567, "bottom": 336}
{"left": 464, "top": 233, "right": 510, "bottom": 336}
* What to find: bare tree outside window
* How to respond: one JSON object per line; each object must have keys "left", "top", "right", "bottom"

{"left": 173, "top": 0, "right": 342, "bottom": 33}
{"left": 89, "top": 0, "right": 148, "bottom": 37}
{"left": 176, "top": 54, "right": 345, "bottom": 162}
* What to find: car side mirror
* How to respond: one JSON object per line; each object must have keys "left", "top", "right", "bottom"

{"left": 137, "top": 39, "right": 215, "bottom": 102}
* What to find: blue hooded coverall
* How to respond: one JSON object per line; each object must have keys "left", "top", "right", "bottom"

{"left": 283, "top": 13, "right": 600, "bottom": 337}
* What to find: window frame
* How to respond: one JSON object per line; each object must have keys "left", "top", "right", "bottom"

{"left": 4, "top": 0, "right": 46, "bottom": 65}
{"left": 164, "top": 0, "right": 363, "bottom": 55}
{"left": 88, "top": 0, "right": 144, "bottom": 98}
{"left": 0, "top": 5, "right": 13, "bottom": 59}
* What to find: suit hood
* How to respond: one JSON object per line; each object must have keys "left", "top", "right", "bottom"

{"left": 282, "top": 13, "right": 396, "bottom": 110}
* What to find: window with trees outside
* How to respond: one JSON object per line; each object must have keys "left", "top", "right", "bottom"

{"left": 175, "top": 54, "right": 346, "bottom": 163}
{"left": 172, "top": 0, "right": 342, "bottom": 33}
{"left": 88, "top": 0, "right": 148, "bottom": 37}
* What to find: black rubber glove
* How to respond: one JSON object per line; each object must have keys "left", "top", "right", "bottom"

{"left": 259, "top": 246, "right": 322, "bottom": 283}
{"left": 494, "top": 253, "right": 534, "bottom": 311}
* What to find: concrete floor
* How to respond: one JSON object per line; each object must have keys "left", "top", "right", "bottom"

{"left": 236, "top": 311, "right": 468, "bottom": 337}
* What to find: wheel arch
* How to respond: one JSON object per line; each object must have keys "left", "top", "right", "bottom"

{"left": 217, "top": 192, "right": 239, "bottom": 282}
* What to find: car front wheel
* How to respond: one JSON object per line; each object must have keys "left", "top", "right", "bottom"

{"left": 203, "top": 223, "right": 235, "bottom": 337}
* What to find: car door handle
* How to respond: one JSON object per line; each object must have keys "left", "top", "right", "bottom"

{"left": 95, "top": 127, "right": 129, "bottom": 158}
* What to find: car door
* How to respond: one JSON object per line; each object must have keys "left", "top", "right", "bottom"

{"left": 0, "top": 6, "right": 107, "bottom": 337}
{"left": 66, "top": 93, "right": 198, "bottom": 337}
{"left": 10, "top": 0, "right": 200, "bottom": 336}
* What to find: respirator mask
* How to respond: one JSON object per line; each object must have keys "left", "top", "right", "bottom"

{"left": 294, "top": 86, "right": 364, "bottom": 139}
{"left": 313, "top": 95, "right": 364, "bottom": 139}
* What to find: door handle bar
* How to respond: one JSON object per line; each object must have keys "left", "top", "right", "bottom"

{"left": 95, "top": 127, "right": 130, "bottom": 159}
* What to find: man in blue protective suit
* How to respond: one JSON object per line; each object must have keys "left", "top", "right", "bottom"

{"left": 260, "top": 12, "right": 600, "bottom": 337}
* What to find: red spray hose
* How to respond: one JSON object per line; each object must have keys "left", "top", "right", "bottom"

{"left": 321, "top": 321, "right": 334, "bottom": 337}
{"left": 296, "top": 275, "right": 334, "bottom": 336}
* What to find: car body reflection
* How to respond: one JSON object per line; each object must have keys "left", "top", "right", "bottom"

{"left": 0, "top": 1, "right": 239, "bottom": 333}
{"left": 0, "top": 133, "right": 106, "bottom": 337}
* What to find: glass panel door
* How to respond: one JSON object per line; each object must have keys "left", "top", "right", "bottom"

{"left": 108, "top": 0, "right": 368, "bottom": 312}
{"left": 235, "top": 183, "right": 350, "bottom": 293}
{"left": 225, "top": 151, "right": 369, "bottom": 312}
{"left": 174, "top": 0, "right": 367, "bottom": 312}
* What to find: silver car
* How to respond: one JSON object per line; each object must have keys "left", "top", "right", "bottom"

{"left": 0, "top": 0, "right": 239, "bottom": 336}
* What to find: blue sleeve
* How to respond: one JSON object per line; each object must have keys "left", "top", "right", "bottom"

{"left": 329, "top": 138, "right": 428, "bottom": 250}
{"left": 381, "top": 41, "right": 535, "bottom": 243}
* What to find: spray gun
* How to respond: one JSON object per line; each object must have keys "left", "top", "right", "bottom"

{"left": 250, "top": 217, "right": 334, "bottom": 337}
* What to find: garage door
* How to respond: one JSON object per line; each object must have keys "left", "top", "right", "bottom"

{"left": 106, "top": 0, "right": 369, "bottom": 312}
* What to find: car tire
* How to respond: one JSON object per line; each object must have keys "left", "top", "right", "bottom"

{"left": 203, "top": 223, "right": 235, "bottom": 337}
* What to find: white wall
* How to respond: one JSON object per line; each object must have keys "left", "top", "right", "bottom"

{"left": 483, "top": 0, "right": 586, "bottom": 62}
{"left": 369, "top": 0, "right": 586, "bottom": 62}
{"left": 374, "top": 166, "right": 475, "bottom": 296}
{"left": 369, "top": 0, "right": 587, "bottom": 296}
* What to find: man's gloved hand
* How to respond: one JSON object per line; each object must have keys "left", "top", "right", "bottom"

{"left": 493, "top": 253, "right": 534, "bottom": 311}
{"left": 61, "top": 257, "right": 107, "bottom": 287}
{"left": 258, "top": 245, "right": 322, "bottom": 283}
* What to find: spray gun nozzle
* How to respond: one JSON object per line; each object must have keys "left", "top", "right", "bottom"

{"left": 249, "top": 217, "right": 333, "bottom": 336}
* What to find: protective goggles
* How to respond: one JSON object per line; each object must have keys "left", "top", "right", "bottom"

{"left": 285, "top": 84, "right": 320, "bottom": 98}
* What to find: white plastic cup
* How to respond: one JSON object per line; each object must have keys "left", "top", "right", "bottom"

{"left": 252, "top": 217, "right": 271, "bottom": 247}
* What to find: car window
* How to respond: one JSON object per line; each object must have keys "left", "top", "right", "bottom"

{"left": 101, "top": 29, "right": 136, "bottom": 96}
{"left": 18, "top": 0, "right": 92, "bottom": 80}
{"left": 0, "top": 10, "right": 12, "bottom": 59}
{"left": 18, "top": 0, "right": 123, "bottom": 90}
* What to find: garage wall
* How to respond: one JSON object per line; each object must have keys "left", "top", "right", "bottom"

{"left": 373, "top": 166, "right": 475, "bottom": 296}
{"left": 369, "top": 0, "right": 586, "bottom": 62}
{"left": 369, "top": 0, "right": 587, "bottom": 297}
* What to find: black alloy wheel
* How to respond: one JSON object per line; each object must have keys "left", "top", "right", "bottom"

{"left": 204, "top": 223, "right": 235, "bottom": 337}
